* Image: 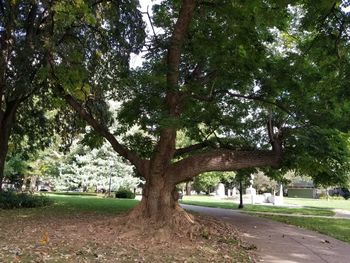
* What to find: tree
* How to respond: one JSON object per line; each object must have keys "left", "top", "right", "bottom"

{"left": 45, "top": 0, "right": 350, "bottom": 230}
{"left": 233, "top": 169, "right": 254, "bottom": 209}
{"left": 192, "top": 171, "right": 234, "bottom": 194}
{"left": 252, "top": 171, "right": 278, "bottom": 194}
{"left": 54, "top": 141, "right": 142, "bottom": 192}
{"left": 0, "top": 1, "right": 57, "bottom": 189}
{"left": 3, "top": 154, "right": 28, "bottom": 190}
{"left": 192, "top": 172, "right": 221, "bottom": 194}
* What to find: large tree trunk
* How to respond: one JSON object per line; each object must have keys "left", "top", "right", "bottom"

{"left": 138, "top": 179, "right": 177, "bottom": 221}
{"left": 129, "top": 173, "right": 192, "bottom": 225}
{"left": 125, "top": 169, "right": 197, "bottom": 238}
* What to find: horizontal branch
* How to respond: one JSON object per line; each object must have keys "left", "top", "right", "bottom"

{"left": 168, "top": 149, "right": 282, "bottom": 184}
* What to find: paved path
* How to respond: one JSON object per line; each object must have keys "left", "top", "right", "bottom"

{"left": 242, "top": 210, "right": 350, "bottom": 219}
{"left": 182, "top": 204, "right": 350, "bottom": 263}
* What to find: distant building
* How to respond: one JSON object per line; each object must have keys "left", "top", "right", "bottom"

{"left": 287, "top": 178, "right": 317, "bottom": 198}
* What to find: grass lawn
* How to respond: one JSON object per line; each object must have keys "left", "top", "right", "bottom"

{"left": 48, "top": 194, "right": 139, "bottom": 214}
{"left": 181, "top": 195, "right": 335, "bottom": 216}
{"left": 259, "top": 215, "right": 350, "bottom": 244}
{"left": 0, "top": 195, "right": 139, "bottom": 223}
{"left": 285, "top": 197, "right": 350, "bottom": 211}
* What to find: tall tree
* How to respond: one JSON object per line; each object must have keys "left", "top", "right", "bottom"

{"left": 0, "top": 1, "right": 55, "bottom": 189}
{"left": 47, "top": 0, "right": 350, "bottom": 230}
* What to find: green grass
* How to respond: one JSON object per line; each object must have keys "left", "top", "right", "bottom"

{"left": 49, "top": 192, "right": 98, "bottom": 196}
{"left": 181, "top": 195, "right": 335, "bottom": 216}
{"left": 48, "top": 195, "right": 139, "bottom": 214}
{"left": 285, "top": 198, "right": 350, "bottom": 211}
{"left": 0, "top": 194, "right": 139, "bottom": 220}
{"left": 260, "top": 215, "right": 350, "bottom": 243}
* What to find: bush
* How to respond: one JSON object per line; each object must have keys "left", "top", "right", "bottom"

{"left": 319, "top": 194, "right": 344, "bottom": 200}
{"left": 0, "top": 191, "right": 53, "bottom": 209}
{"left": 115, "top": 188, "right": 135, "bottom": 199}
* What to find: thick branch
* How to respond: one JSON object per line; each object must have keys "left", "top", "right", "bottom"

{"left": 54, "top": 85, "right": 148, "bottom": 177}
{"left": 166, "top": 0, "right": 196, "bottom": 88}
{"left": 168, "top": 149, "right": 282, "bottom": 184}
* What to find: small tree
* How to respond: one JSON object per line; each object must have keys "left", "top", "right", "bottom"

{"left": 192, "top": 172, "right": 221, "bottom": 194}
{"left": 234, "top": 169, "right": 254, "bottom": 209}
{"left": 252, "top": 171, "right": 278, "bottom": 194}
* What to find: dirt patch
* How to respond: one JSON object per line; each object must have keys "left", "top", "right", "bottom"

{"left": 0, "top": 211, "right": 255, "bottom": 262}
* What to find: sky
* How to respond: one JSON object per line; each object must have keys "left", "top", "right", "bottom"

{"left": 130, "top": 0, "right": 163, "bottom": 68}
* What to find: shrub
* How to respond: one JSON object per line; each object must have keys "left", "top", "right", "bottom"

{"left": 0, "top": 191, "right": 53, "bottom": 209}
{"left": 319, "top": 194, "right": 345, "bottom": 200}
{"left": 115, "top": 188, "right": 135, "bottom": 199}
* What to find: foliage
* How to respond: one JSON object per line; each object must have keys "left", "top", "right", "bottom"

{"left": 234, "top": 169, "right": 256, "bottom": 189}
{"left": 252, "top": 171, "right": 278, "bottom": 194}
{"left": 53, "top": 141, "right": 142, "bottom": 192}
{"left": 319, "top": 195, "right": 346, "bottom": 200}
{"left": 3, "top": 154, "right": 28, "bottom": 190}
{"left": 192, "top": 172, "right": 235, "bottom": 194}
{"left": 192, "top": 172, "right": 224, "bottom": 194}
{"left": 115, "top": 188, "right": 136, "bottom": 199}
{"left": 0, "top": 1, "right": 59, "bottom": 186}
{"left": 0, "top": 191, "right": 53, "bottom": 209}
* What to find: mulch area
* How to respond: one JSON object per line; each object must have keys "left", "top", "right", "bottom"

{"left": 0, "top": 211, "right": 256, "bottom": 262}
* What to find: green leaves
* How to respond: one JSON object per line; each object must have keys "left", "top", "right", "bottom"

{"left": 285, "top": 127, "right": 350, "bottom": 187}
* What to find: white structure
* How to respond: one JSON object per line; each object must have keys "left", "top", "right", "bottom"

{"left": 245, "top": 174, "right": 257, "bottom": 204}
{"left": 215, "top": 183, "right": 226, "bottom": 197}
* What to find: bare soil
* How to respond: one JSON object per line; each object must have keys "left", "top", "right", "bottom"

{"left": 0, "top": 211, "right": 255, "bottom": 263}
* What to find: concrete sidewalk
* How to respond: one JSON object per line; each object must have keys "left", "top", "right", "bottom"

{"left": 242, "top": 210, "right": 350, "bottom": 219}
{"left": 182, "top": 204, "right": 350, "bottom": 263}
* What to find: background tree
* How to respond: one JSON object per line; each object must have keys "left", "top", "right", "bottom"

{"left": 234, "top": 169, "right": 253, "bottom": 209}
{"left": 192, "top": 172, "right": 221, "bottom": 195}
{"left": 44, "top": 0, "right": 350, "bottom": 231}
{"left": 54, "top": 141, "right": 142, "bottom": 192}
{"left": 3, "top": 154, "right": 28, "bottom": 190}
{"left": 252, "top": 171, "right": 278, "bottom": 194}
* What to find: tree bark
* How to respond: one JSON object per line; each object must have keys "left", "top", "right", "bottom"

{"left": 185, "top": 181, "right": 192, "bottom": 196}
{"left": 169, "top": 149, "right": 282, "bottom": 184}
{"left": 0, "top": 102, "right": 18, "bottom": 190}
{"left": 128, "top": 172, "right": 190, "bottom": 227}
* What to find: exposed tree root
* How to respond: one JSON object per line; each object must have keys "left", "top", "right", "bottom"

{"left": 115, "top": 203, "right": 200, "bottom": 241}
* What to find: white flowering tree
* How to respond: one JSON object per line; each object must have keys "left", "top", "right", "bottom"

{"left": 54, "top": 142, "right": 142, "bottom": 192}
